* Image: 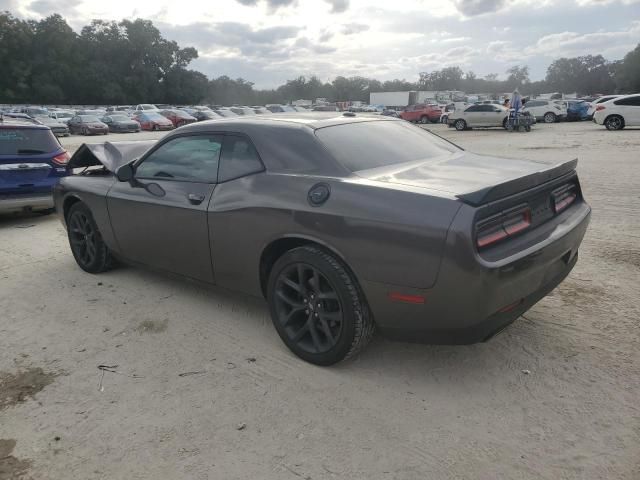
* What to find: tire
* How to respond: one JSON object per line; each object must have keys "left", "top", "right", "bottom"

{"left": 454, "top": 119, "right": 466, "bottom": 131}
{"left": 525, "top": 125, "right": 531, "bottom": 132}
{"left": 82, "top": 127, "right": 88, "bottom": 136}
{"left": 267, "top": 246, "right": 374, "bottom": 366}
{"left": 502, "top": 118, "right": 508, "bottom": 130}
{"left": 419, "top": 115, "right": 428, "bottom": 124}
{"left": 66, "top": 202, "right": 115, "bottom": 274}
{"left": 152, "top": 125, "right": 158, "bottom": 131}
{"left": 543, "top": 112, "right": 556, "bottom": 123}
{"left": 604, "top": 115, "right": 624, "bottom": 131}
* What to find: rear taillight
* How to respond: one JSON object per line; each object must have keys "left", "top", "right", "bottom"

{"left": 595, "top": 105, "right": 605, "bottom": 112}
{"left": 52, "top": 151, "right": 70, "bottom": 166}
{"left": 476, "top": 205, "right": 531, "bottom": 249}
{"left": 552, "top": 184, "right": 577, "bottom": 213}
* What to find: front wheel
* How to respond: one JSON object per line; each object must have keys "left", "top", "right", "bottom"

{"left": 267, "top": 246, "right": 374, "bottom": 366}
{"left": 67, "top": 202, "right": 115, "bottom": 274}
{"left": 419, "top": 116, "right": 428, "bottom": 124}
{"left": 543, "top": 112, "right": 556, "bottom": 123}
{"left": 605, "top": 115, "right": 624, "bottom": 131}
{"left": 454, "top": 119, "right": 466, "bottom": 131}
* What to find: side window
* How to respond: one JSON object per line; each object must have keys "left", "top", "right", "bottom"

{"left": 615, "top": 96, "right": 640, "bottom": 106}
{"left": 465, "top": 105, "right": 481, "bottom": 112}
{"left": 218, "top": 135, "right": 264, "bottom": 182}
{"left": 136, "top": 134, "right": 223, "bottom": 183}
{"left": 478, "top": 105, "right": 495, "bottom": 112}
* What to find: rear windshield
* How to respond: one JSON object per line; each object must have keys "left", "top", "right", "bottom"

{"left": 315, "top": 120, "right": 459, "bottom": 172}
{"left": 80, "top": 115, "right": 101, "bottom": 122}
{"left": 0, "top": 128, "right": 60, "bottom": 155}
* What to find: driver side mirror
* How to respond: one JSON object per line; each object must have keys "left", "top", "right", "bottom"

{"left": 116, "top": 162, "right": 135, "bottom": 183}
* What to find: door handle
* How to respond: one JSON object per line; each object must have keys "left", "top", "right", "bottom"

{"left": 187, "top": 193, "right": 205, "bottom": 205}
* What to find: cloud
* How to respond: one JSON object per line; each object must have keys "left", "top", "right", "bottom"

{"left": 325, "top": 0, "right": 349, "bottom": 13}
{"left": 294, "top": 37, "right": 336, "bottom": 54}
{"left": 527, "top": 21, "right": 640, "bottom": 57}
{"left": 159, "top": 21, "right": 302, "bottom": 60}
{"left": 341, "top": 22, "right": 369, "bottom": 35}
{"left": 452, "top": 0, "right": 507, "bottom": 16}
{"left": 28, "top": 0, "right": 81, "bottom": 16}
{"left": 234, "top": 0, "right": 297, "bottom": 13}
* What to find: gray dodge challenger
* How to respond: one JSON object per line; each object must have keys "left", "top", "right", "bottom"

{"left": 55, "top": 113, "right": 591, "bottom": 365}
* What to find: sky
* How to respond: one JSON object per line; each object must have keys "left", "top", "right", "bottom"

{"left": 4, "top": 0, "right": 640, "bottom": 88}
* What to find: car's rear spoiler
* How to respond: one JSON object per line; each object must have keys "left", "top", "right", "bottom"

{"left": 456, "top": 158, "right": 578, "bottom": 206}
{"left": 67, "top": 141, "right": 157, "bottom": 172}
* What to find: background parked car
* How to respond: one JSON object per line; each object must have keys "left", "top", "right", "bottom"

{"left": 522, "top": 99, "right": 567, "bottom": 123}
{"left": 134, "top": 104, "right": 159, "bottom": 112}
{"left": 133, "top": 112, "right": 175, "bottom": 131}
{"left": 19, "top": 106, "right": 48, "bottom": 118}
{"left": 229, "top": 106, "right": 256, "bottom": 116}
{"left": 593, "top": 94, "right": 640, "bottom": 130}
{"left": 447, "top": 104, "right": 509, "bottom": 130}
{"left": 190, "top": 110, "right": 222, "bottom": 121}
{"left": 565, "top": 100, "right": 590, "bottom": 121}
{"left": 101, "top": 114, "right": 141, "bottom": 133}
{"left": 160, "top": 109, "right": 198, "bottom": 127}
{"left": 400, "top": 103, "right": 442, "bottom": 124}
{"left": 0, "top": 116, "right": 69, "bottom": 214}
{"left": 68, "top": 115, "right": 109, "bottom": 135}
{"left": 49, "top": 110, "right": 74, "bottom": 125}
{"left": 211, "top": 108, "right": 238, "bottom": 117}
{"left": 586, "top": 95, "right": 620, "bottom": 118}
{"left": 268, "top": 105, "right": 297, "bottom": 112}
{"left": 34, "top": 115, "right": 70, "bottom": 137}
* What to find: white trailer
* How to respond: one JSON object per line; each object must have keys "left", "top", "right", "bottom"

{"left": 369, "top": 91, "right": 416, "bottom": 108}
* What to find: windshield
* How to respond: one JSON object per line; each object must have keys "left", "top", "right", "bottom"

{"left": 56, "top": 112, "right": 73, "bottom": 118}
{"left": 142, "top": 113, "right": 165, "bottom": 120}
{"left": 214, "top": 109, "right": 236, "bottom": 117}
{"left": 0, "top": 128, "right": 60, "bottom": 155}
{"left": 141, "top": 104, "right": 157, "bottom": 110}
{"left": 110, "top": 115, "right": 130, "bottom": 121}
{"left": 80, "top": 115, "right": 101, "bottom": 122}
{"left": 315, "top": 120, "right": 459, "bottom": 172}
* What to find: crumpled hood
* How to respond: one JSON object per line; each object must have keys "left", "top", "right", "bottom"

{"left": 67, "top": 140, "right": 157, "bottom": 171}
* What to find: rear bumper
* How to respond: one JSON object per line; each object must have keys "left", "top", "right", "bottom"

{"left": 0, "top": 193, "right": 54, "bottom": 213}
{"left": 363, "top": 201, "right": 591, "bottom": 344}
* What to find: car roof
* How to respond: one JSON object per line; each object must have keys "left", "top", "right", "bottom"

{"left": 0, "top": 116, "right": 50, "bottom": 129}
{"left": 178, "top": 112, "right": 398, "bottom": 132}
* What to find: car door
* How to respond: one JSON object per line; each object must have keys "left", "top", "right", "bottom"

{"left": 107, "top": 133, "right": 223, "bottom": 283}
{"left": 615, "top": 96, "right": 640, "bottom": 125}
{"left": 484, "top": 104, "right": 504, "bottom": 126}
{"left": 463, "top": 105, "right": 482, "bottom": 126}
{"left": 68, "top": 116, "right": 80, "bottom": 133}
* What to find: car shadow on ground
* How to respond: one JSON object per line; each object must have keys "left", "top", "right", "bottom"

{"left": 0, "top": 211, "right": 56, "bottom": 229}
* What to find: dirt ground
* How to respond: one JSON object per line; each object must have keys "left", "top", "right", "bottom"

{"left": 1, "top": 122, "right": 638, "bottom": 480}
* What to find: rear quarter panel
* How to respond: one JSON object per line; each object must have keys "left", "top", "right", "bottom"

{"left": 209, "top": 172, "right": 461, "bottom": 297}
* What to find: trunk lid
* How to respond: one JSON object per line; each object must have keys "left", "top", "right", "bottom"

{"left": 357, "top": 151, "right": 577, "bottom": 205}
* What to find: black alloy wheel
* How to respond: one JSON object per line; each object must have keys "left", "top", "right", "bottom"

{"left": 67, "top": 203, "right": 114, "bottom": 273}
{"left": 273, "top": 262, "right": 343, "bottom": 355}
{"left": 267, "top": 246, "right": 374, "bottom": 365}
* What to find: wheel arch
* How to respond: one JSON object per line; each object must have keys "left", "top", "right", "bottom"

{"left": 62, "top": 194, "right": 83, "bottom": 224}
{"left": 259, "top": 235, "right": 357, "bottom": 299}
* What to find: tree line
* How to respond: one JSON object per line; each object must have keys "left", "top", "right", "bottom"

{"left": 1, "top": 11, "right": 639, "bottom": 106}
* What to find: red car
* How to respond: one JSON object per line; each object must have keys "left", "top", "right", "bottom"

{"left": 133, "top": 112, "right": 175, "bottom": 131}
{"left": 400, "top": 104, "right": 442, "bottom": 124}
{"left": 160, "top": 109, "right": 198, "bottom": 128}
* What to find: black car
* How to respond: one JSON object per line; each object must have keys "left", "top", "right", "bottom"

{"left": 101, "top": 115, "right": 141, "bottom": 133}
{"left": 55, "top": 113, "right": 590, "bottom": 365}
{"left": 192, "top": 110, "right": 222, "bottom": 121}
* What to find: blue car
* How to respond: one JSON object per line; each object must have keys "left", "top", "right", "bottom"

{"left": 565, "top": 100, "right": 590, "bottom": 121}
{"left": 0, "top": 116, "right": 69, "bottom": 214}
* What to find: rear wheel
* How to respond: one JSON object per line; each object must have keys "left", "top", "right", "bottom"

{"left": 67, "top": 202, "right": 115, "bottom": 274}
{"left": 152, "top": 124, "right": 158, "bottom": 131}
{"left": 543, "top": 112, "right": 556, "bottom": 123}
{"left": 82, "top": 127, "right": 88, "bottom": 135}
{"left": 454, "top": 119, "right": 467, "bottom": 131}
{"left": 419, "top": 115, "right": 428, "bottom": 124}
{"left": 267, "top": 246, "right": 374, "bottom": 366}
{"left": 605, "top": 115, "right": 624, "bottom": 131}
